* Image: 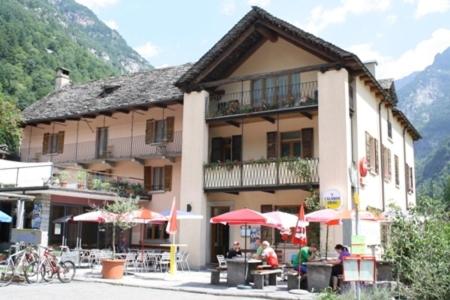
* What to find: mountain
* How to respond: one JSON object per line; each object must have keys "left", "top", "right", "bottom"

{"left": 397, "top": 47, "right": 450, "bottom": 196}
{"left": 0, "top": 0, "right": 151, "bottom": 109}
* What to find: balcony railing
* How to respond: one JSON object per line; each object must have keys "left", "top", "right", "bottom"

{"left": 21, "top": 131, "right": 182, "bottom": 164}
{"left": 206, "top": 81, "right": 318, "bottom": 119}
{"left": 0, "top": 164, "right": 148, "bottom": 199}
{"left": 204, "top": 158, "right": 319, "bottom": 191}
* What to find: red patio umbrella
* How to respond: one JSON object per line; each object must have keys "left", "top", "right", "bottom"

{"left": 292, "top": 203, "right": 308, "bottom": 246}
{"left": 210, "top": 208, "right": 275, "bottom": 283}
{"left": 131, "top": 208, "right": 166, "bottom": 255}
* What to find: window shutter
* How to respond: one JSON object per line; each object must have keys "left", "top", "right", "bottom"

{"left": 145, "top": 120, "right": 154, "bottom": 144}
{"left": 211, "top": 137, "right": 224, "bottom": 162}
{"left": 301, "top": 128, "right": 314, "bottom": 158}
{"left": 365, "top": 132, "right": 371, "bottom": 169}
{"left": 42, "top": 133, "right": 50, "bottom": 154}
{"left": 165, "top": 117, "right": 175, "bottom": 142}
{"left": 387, "top": 149, "right": 392, "bottom": 181}
{"left": 144, "top": 166, "right": 152, "bottom": 191}
{"left": 231, "top": 135, "right": 242, "bottom": 161}
{"left": 267, "top": 132, "right": 278, "bottom": 159}
{"left": 374, "top": 138, "right": 379, "bottom": 174}
{"left": 164, "top": 165, "right": 172, "bottom": 191}
{"left": 57, "top": 131, "right": 65, "bottom": 153}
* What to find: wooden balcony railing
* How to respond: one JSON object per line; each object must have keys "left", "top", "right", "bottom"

{"left": 206, "top": 81, "right": 318, "bottom": 119}
{"left": 20, "top": 131, "right": 182, "bottom": 164}
{"left": 204, "top": 158, "right": 319, "bottom": 191}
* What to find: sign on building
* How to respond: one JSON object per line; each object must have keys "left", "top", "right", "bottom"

{"left": 323, "top": 189, "right": 341, "bottom": 209}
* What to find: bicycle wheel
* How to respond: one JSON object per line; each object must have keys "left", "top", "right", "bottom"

{"left": 40, "top": 261, "right": 53, "bottom": 282}
{"left": 57, "top": 261, "right": 75, "bottom": 283}
{"left": 24, "top": 261, "right": 42, "bottom": 284}
{"left": 0, "top": 260, "right": 14, "bottom": 287}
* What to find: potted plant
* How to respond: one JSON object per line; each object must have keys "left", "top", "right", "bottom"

{"left": 58, "top": 171, "right": 69, "bottom": 187}
{"left": 76, "top": 170, "right": 87, "bottom": 189}
{"left": 100, "top": 196, "right": 138, "bottom": 279}
{"left": 92, "top": 178, "right": 103, "bottom": 190}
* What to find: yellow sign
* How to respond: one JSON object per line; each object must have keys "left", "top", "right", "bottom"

{"left": 353, "top": 191, "right": 360, "bottom": 206}
{"left": 323, "top": 189, "right": 341, "bottom": 209}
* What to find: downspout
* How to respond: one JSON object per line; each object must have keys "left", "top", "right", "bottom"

{"left": 378, "top": 101, "right": 385, "bottom": 211}
{"left": 402, "top": 127, "right": 408, "bottom": 209}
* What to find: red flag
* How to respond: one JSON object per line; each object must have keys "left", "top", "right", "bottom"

{"left": 292, "top": 203, "right": 308, "bottom": 246}
{"left": 166, "top": 197, "right": 177, "bottom": 235}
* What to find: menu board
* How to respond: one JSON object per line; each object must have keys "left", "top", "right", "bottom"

{"left": 359, "top": 259, "right": 375, "bottom": 282}
{"left": 343, "top": 258, "right": 359, "bottom": 281}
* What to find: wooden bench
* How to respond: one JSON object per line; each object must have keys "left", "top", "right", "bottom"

{"left": 251, "top": 269, "right": 282, "bottom": 289}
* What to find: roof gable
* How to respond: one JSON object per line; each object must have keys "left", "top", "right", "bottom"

{"left": 176, "top": 6, "right": 354, "bottom": 90}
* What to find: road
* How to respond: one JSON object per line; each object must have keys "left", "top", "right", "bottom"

{"left": 1, "top": 281, "right": 257, "bottom": 300}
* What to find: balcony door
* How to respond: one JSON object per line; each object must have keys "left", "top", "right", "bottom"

{"left": 96, "top": 127, "right": 108, "bottom": 159}
{"left": 210, "top": 206, "right": 230, "bottom": 262}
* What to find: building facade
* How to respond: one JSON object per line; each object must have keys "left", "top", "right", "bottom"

{"left": 3, "top": 7, "right": 419, "bottom": 268}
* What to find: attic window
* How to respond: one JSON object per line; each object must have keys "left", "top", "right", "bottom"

{"left": 98, "top": 85, "right": 120, "bottom": 98}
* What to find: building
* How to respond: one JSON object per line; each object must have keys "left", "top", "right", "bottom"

{"left": 1, "top": 7, "right": 420, "bottom": 268}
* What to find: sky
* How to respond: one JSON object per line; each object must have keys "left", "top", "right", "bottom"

{"left": 75, "top": 0, "right": 450, "bottom": 79}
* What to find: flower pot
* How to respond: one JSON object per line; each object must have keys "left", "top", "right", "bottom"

{"left": 101, "top": 259, "right": 125, "bottom": 279}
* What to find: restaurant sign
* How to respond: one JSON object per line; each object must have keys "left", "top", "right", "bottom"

{"left": 323, "top": 189, "right": 341, "bottom": 209}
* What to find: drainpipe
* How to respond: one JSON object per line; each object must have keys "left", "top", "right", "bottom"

{"left": 402, "top": 127, "right": 408, "bottom": 209}
{"left": 378, "top": 101, "right": 385, "bottom": 211}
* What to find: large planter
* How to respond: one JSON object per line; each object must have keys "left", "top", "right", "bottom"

{"left": 101, "top": 259, "right": 125, "bottom": 279}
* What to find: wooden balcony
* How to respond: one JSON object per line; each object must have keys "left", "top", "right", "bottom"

{"left": 206, "top": 81, "right": 318, "bottom": 121}
{"left": 21, "top": 131, "right": 182, "bottom": 165}
{"left": 204, "top": 158, "right": 319, "bottom": 192}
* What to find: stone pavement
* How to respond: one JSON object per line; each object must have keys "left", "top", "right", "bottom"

{"left": 74, "top": 267, "right": 315, "bottom": 300}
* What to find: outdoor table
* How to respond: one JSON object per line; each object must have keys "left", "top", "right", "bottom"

{"left": 226, "top": 258, "right": 262, "bottom": 286}
{"left": 305, "top": 260, "right": 338, "bottom": 292}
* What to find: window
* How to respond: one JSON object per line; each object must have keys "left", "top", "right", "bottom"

{"left": 144, "top": 165, "right": 172, "bottom": 192}
{"left": 210, "top": 135, "right": 242, "bottom": 162}
{"left": 380, "top": 222, "right": 391, "bottom": 250}
{"left": 394, "top": 155, "right": 400, "bottom": 187}
{"left": 96, "top": 127, "right": 108, "bottom": 158}
{"left": 42, "top": 132, "right": 64, "bottom": 154}
{"left": 365, "top": 132, "right": 379, "bottom": 174}
{"left": 281, "top": 131, "right": 302, "bottom": 158}
{"left": 145, "top": 224, "right": 169, "bottom": 240}
{"left": 268, "top": 128, "right": 313, "bottom": 159}
{"left": 382, "top": 145, "right": 391, "bottom": 182}
{"left": 251, "top": 73, "right": 302, "bottom": 107}
{"left": 145, "top": 117, "right": 175, "bottom": 144}
{"left": 405, "top": 164, "right": 414, "bottom": 193}
{"left": 387, "top": 120, "right": 393, "bottom": 139}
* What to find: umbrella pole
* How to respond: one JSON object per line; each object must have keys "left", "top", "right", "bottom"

{"left": 325, "top": 224, "right": 329, "bottom": 260}
{"left": 244, "top": 223, "right": 248, "bottom": 284}
{"left": 141, "top": 223, "right": 144, "bottom": 258}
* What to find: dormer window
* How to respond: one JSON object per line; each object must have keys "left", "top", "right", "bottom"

{"left": 98, "top": 85, "right": 120, "bottom": 98}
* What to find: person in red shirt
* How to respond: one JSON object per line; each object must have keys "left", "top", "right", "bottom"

{"left": 261, "top": 241, "right": 279, "bottom": 268}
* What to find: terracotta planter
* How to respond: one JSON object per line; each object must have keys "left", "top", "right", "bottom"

{"left": 101, "top": 259, "right": 125, "bottom": 279}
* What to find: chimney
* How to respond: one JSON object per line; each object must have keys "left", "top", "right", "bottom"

{"left": 364, "top": 61, "right": 377, "bottom": 78}
{"left": 55, "top": 67, "right": 71, "bottom": 90}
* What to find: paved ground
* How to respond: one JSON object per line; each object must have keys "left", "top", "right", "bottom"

{"left": 1, "top": 281, "right": 258, "bottom": 300}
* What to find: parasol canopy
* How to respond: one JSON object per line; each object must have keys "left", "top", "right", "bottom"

{"left": 210, "top": 208, "right": 274, "bottom": 225}
{"left": 73, "top": 210, "right": 115, "bottom": 223}
{"left": 0, "top": 210, "right": 12, "bottom": 223}
{"left": 131, "top": 208, "right": 166, "bottom": 223}
{"left": 262, "top": 211, "right": 298, "bottom": 230}
{"left": 52, "top": 215, "right": 73, "bottom": 224}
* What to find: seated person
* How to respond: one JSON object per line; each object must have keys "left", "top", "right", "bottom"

{"left": 253, "top": 238, "right": 263, "bottom": 259}
{"left": 294, "top": 244, "right": 317, "bottom": 274}
{"left": 261, "top": 241, "right": 279, "bottom": 268}
{"left": 330, "top": 244, "right": 351, "bottom": 290}
{"left": 227, "top": 241, "right": 243, "bottom": 259}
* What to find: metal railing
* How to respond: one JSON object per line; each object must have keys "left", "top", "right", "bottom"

{"left": 20, "top": 131, "right": 182, "bottom": 164}
{"left": 203, "top": 158, "right": 319, "bottom": 190}
{"left": 206, "top": 81, "right": 318, "bottom": 118}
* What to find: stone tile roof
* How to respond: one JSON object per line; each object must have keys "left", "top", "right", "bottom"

{"left": 23, "top": 63, "right": 192, "bottom": 124}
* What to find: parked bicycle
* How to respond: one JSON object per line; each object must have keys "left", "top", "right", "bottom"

{"left": 25, "top": 246, "right": 76, "bottom": 283}
{"left": 0, "top": 243, "right": 40, "bottom": 287}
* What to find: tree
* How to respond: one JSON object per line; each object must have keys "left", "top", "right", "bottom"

{"left": 0, "top": 93, "right": 22, "bottom": 154}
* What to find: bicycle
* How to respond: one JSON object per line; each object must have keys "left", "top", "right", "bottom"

{"left": 0, "top": 243, "right": 39, "bottom": 287}
{"left": 26, "top": 246, "right": 76, "bottom": 283}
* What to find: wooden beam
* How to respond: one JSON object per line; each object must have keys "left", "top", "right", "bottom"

{"left": 116, "top": 108, "right": 130, "bottom": 114}
{"left": 195, "top": 25, "right": 257, "bottom": 84}
{"left": 226, "top": 120, "right": 240, "bottom": 128}
{"left": 261, "top": 116, "right": 275, "bottom": 123}
{"left": 200, "top": 62, "right": 341, "bottom": 88}
{"left": 301, "top": 112, "right": 313, "bottom": 119}
{"left": 255, "top": 25, "right": 278, "bottom": 42}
